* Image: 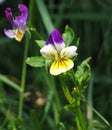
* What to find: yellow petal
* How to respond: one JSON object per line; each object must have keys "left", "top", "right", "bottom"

{"left": 50, "top": 58, "right": 74, "bottom": 75}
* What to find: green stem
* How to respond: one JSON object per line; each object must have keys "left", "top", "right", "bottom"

{"left": 83, "top": 99, "right": 111, "bottom": 126}
{"left": 59, "top": 74, "right": 87, "bottom": 130}
{"left": 92, "top": 107, "right": 110, "bottom": 126}
{"left": 50, "top": 76, "right": 61, "bottom": 110}
{"left": 50, "top": 76, "right": 61, "bottom": 124}
{"left": 87, "top": 74, "right": 94, "bottom": 130}
{"left": 75, "top": 114, "right": 82, "bottom": 130}
{"left": 75, "top": 106, "right": 86, "bottom": 130}
{"left": 41, "top": 73, "right": 61, "bottom": 123}
{"left": 59, "top": 75, "right": 73, "bottom": 104}
{"left": 18, "top": 32, "right": 29, "bottom": 119}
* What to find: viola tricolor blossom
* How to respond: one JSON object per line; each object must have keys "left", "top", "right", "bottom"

{"left": 40, "top": 29, "right": 77, "bottom": 75}
{"left": 4, "top": 4, "right": 28, "bottom": 42}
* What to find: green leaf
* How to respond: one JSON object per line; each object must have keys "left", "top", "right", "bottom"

{"left": 26, "top": 56, "right": 45, "bottom": 67}
{"left": 35, "top": 40, "right": 45, "bottom": 48}
{"left": 62, "top": 25, "right": 75, "bottom": 46}
{"left": 75, "top": 57, "right": 91, "bottom": 91}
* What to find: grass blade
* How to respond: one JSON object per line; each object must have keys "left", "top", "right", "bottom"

{"left": 35, "top": 0, "right": 54, "bottom": 34}
{"left": 0, "top": 74, "right": 21, "bottom": 92}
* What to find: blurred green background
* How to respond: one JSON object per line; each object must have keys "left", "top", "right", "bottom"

{"left": 0, "top": 0, "right": 112, "bottom": 129}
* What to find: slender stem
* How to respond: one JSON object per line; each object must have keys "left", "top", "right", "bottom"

{"left": 59, "top": 75, "right": 73, "bottom": 104}
{"left": 75, "top": 106, "right": 86, "bottom": 130}
{"left": 87, "top": 74, "right": 94, "bottom": 130}
{"left": 41, "top": 73, "right": 61, "bottom": 123}
{"left": 18, "top": 32, "right": 29, "bottom": 119}
{"left": 92, "top": 107, "right": 110, "bottom": 126}
{"left": 75, "top": 114, "right": 82, "bottom": 130}
{"left": 83, "top": 99, "right": 111, "bottom": 126}
{"left": 50, "top": 76, "right": 61, "bottom": 124}
{"left": 18, "top": 0, "right": 33, "bottom": 119}
{"left": 50, "top": 75, "right": 61, "bottom": 110}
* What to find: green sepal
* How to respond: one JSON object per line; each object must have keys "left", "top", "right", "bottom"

{"left": 26, "top": 56, "right": 45, "bottom": 67}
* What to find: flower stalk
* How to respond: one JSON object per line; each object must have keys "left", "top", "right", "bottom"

{"left": 59, "top": 73, "right": 86, "bottom": 130}
{"left": 59, "top": 74, "right": 74, "bottom": 104}
{"left": 75, "top": 106, "right": 86, "bottom": 130}
{"left": 18, "top": 32, "right": 29, "bottom": 119}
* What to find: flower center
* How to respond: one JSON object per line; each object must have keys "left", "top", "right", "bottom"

{"left": 55, "top": 52, "right": 61, "bottom": 60}
{"left": 56, "top": 57, "right": 67, "bottom": 66}
{"left": 15, "top": 29, "right": 24, "bottom": 42}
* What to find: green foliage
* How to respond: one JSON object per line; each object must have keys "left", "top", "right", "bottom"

{"left": 62, "top": 25, "right": 75, "bottom": 46}
{"left": 35, "top": 40, "right": 45, "bottom": 48}
{"left": 7, "top": 119, "right": 26, "bottom": 130}
{"left": 75, "top": 57, "right": 91, "bottom": 91}
{"left": 26, "top": 56, "right": 45, "bottom": 67}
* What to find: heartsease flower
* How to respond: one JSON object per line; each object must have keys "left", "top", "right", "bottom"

{"left": 40, "top": 29, "right": 77, "bottom": 75}
{"left": 4, "top": 4, "right": 28, "bottom": 42}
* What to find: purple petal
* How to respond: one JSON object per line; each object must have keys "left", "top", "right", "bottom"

{"left": 15, "top": 4, "right": 28, "bottom": 26}
{"left": 46, "top": 29, "right": 65, "bottom": 51}
{"left": 5, "top": 4, "right": 28, "bottom": 30}
{"left": 46, "top": 29, "right": 64, "bottom": 45}
{"left": 52, "top": 29, "right": 64, "bottom": 44}
{"left": 5, "top": 8, "right": 15, "bottom": 26}
{"left": 4, "top": 29, "right": 15, "bottom": 38}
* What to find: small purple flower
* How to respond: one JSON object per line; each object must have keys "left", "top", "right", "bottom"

{"left": 4, "top": 4, "right": 28, "bottom": 42}
{"left": 40, "top": 29, "right": 78, "bottom": 75}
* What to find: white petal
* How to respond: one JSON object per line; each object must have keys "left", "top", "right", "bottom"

{"left": 54, "top": 41, "right": 65, "bottom": 52}
{"left": 40, "top": 44, "right": 58, "bottom": 60}
{"left": 60, "top": 46, "right": 77, "bottom": 58}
